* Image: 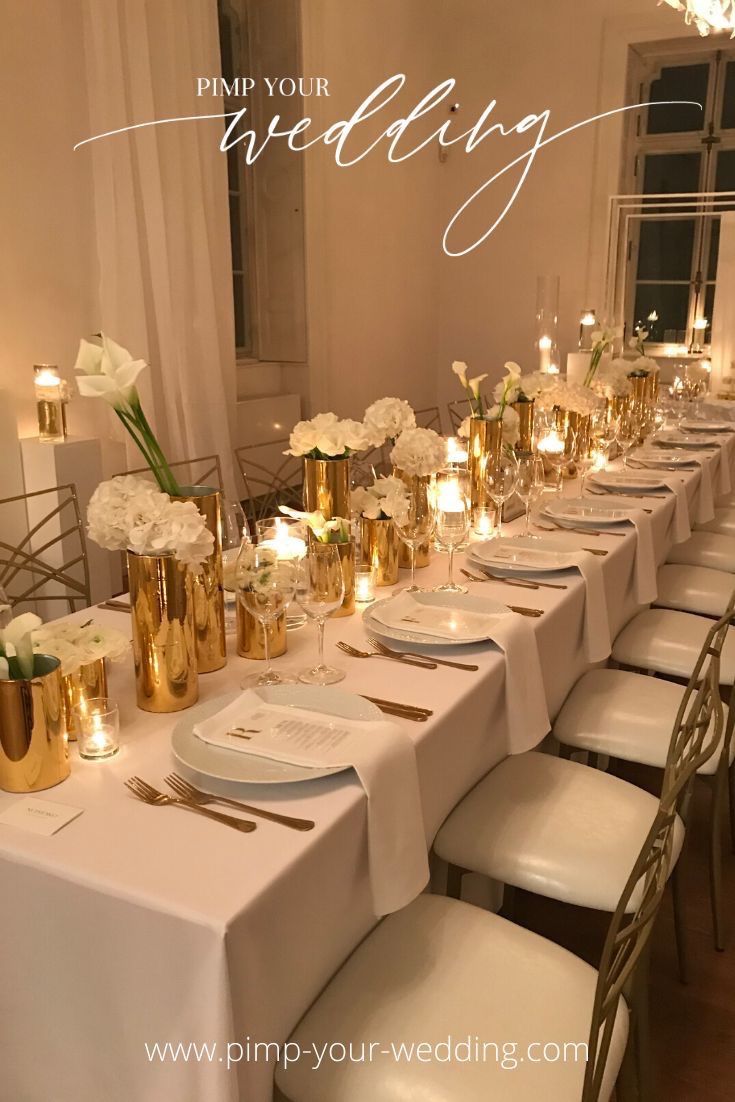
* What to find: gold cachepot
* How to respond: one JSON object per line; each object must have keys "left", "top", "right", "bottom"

{"left": 629, "top": 375, "right": 647, "bottom": 405}
{"left": 393, "top": 468, "right": 431, "bottom": 568}
{"left": 361, "top": 517, "right": 400, "bottom": 586}
{"left": 511, "top": 399, "right": 535, "bottom": 453}
{"left": 469, "top": 417, "right": 503, "bottom": 519}
{"left": 303, "top": 457, "right": 350, "bottom": 521}
{"left": 128, "top": 551, "right": 198, "bottom": 713}
{"left": 173, "top": 486, "right": 226, "bottom": 674}
{"left": 0, "top": 655, "right": 68, "bottom": 793}
{"left": 236, "top": 597, "right": 287, "bottom": 659}
{"left": 61, "top": 658, "right": 108, "bottom": 741}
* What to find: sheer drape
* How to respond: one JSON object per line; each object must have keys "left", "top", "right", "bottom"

{"left": 712, "top": 212, "right": 735, "bottom": 394}
{"left": 80, "top": 0, "right": 238, "bottom": 495}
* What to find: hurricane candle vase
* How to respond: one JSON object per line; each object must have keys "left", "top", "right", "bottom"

{"left": 173, "top": 486, "right": 226, "bottom": 673}
{"left": 468, "top": 417, "right": 503, "bottom": 528}
{"left": 128, "top": 551, "right": 198, "bottom": 713}
{"left": 360, "top": 517, "right": 400, "bottom": 586}
{"left": 0, "top": 654, "right": 68, "bottom": 793}
{"left": 74, "top": 697, "right": 119, "bottom": 761}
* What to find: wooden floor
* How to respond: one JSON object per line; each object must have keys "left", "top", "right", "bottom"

{"left": 514, "top": 762, "right": 735, "bottom": 1101}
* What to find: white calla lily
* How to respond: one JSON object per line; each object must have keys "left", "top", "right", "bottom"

{"left": 451, "top": 361, "right": 469, "bottom": 388}
{"left": 0, "top": 612, "right": 42, "bottom": 679}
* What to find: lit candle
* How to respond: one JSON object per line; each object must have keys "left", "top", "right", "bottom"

{"left": 538, "top": 335, "right": 553, "bottom": 373}
{"left": 437, "top": 477, "right": 465, "bottom": 512}
{"left": 473, "top": 508, "right": 494, "bottom": 538}
{"left": 74, "top": 697, "right": 119, "bottom": 761}
{"left": 259, "top": 518, "right": 307, "bottom": 561}
{"left": 33, "top": 363, "right": 66, "bottom": 443}
{"left": 536, "top": 430, "right": 565, "bottom": 458}
{"left": 579, "top": 310, "right": 596, "bottom": 351}
{"left": 354, "top": 564, "right": 376, "bottom": 604}
{"left": 590, "top": 447, "right": 608, "bottom": 473}
{"left": 446, "top": 436, "right": 468, "bottom": 465}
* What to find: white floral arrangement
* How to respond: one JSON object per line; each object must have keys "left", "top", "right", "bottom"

{"left": 279, "top": 506, "right": 351, "bottom": 544}
{"left": 87, "top": 475, "right": 215, "bottom": 568}
{"left": 583, "top": 324, "right": 624, "bottom": 386}
{"left": 516, "top": 371, "right": 556, "bottom": 401}
{"left": 492, "top": 362, "right": 523, "bottom": 409}
{"left": 451, "top": 361, "right": 488, "bottom": 417}
{"left": 535, "top": 379, "right": 604, "bottom": 415}
{"left": 32, "top": 621, "right": 130, "bottom": 676}
{"left": 626, "top": 327, "right": 658, "bottom": 377}
{"left": 390, "top": 427, "right": 447, "bottom": 477}
{"left": 285, "top": 412, "right": 371, "bottom": 459}
{"left": 362, "top": 398, "right": 416, "bottom": 446}
{"left": 0, "top": 613, "right": 42, "bottom": 679}
{"left": 592, "top": 358, "right": 634, "bottom": 399}
{"left": 350, "top": 475, "right": 410, "bottom": 524}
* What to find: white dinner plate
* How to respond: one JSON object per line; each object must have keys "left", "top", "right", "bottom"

{"left": 171, "top": 685, "right": 381, "bottom": 785}
{"left": 363, "top": 590, "right": 508, "bottom": 647}
{"left": 653, "top": 432, "right": 720, "bottom": 449}
{"left": 542, "top": 499, "right": 632, "bottom": 527}
{"left": 468, "top": 536, "right": 579, "bottom": 575}
{"left": 680, "top": 420, "right": 734, "bottom": 433}
{"left": 632, "top": 451, "right": 696, "bottom": 468}
{"left": 588, "top": 471, "right": 667, "bottom": 492}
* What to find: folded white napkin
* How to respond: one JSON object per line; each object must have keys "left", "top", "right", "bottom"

{"left": 622, "top": 508, "right": 657, "bottom": 604}
{"left": 659, "top": 478, "right": 692, "bottom": 542}
{"left": 193, "top": 696, "right": 429, "bottom": 916}
{"left": 373, "top": 592, "right": 550, "bottom": 753}
{"left": 692, "top": 458, "right": 715, "bottom": 523}
{"left": 714, "top": 444, "right": 732, "bottom": 496}
{"left": 371, "top": 591, "right": 499, "bottom": 641}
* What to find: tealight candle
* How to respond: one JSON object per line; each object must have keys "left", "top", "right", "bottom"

{"left": 257, "top": 517, "right": 307, "bottom": 561}
{"left": 536, "top": 430, "right": 565, "bottom": 458}
{"left": 74, "top": 697, "right": 119, "bottom": 760}
{"left": 538, "top": 335, "right": 553, "bottom": 374}
{"left": 446, "top": 436, "right": 468, "bottom": 465}
{"left": 473, "top": 507, "right": 495, "bottom": 538}
{"left": 33, "top": 364, "right": 66, "bottom": 443}
{"left": 354, "top": 564, "right": 376, "bottom": 604}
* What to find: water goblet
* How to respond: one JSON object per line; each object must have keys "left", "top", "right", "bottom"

{"left": 515, "top": 454, "right": 546, "bottom": 537}
{"left": 295, "top": 545, "right": 346, "bottom": 685}
{"left": 238, "top": 547, "right": 298, "bottom": 689}
{"left": 433, "top": 470, "right": 471, "bottom": 593}
{"left": 486, "top": 450, "right": 518, "bottom": 537}
{"left": 392, "top": 478, "right": 435, "bottom": 593}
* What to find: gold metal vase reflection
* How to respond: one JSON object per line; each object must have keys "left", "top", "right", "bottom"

{"left": 469, "top": 418, "right": 503, "bottom": 518}
{"left": 236, "top": 597, "right": 288, "bottom": 659}
{"left": 511, "top": 399, "right": 535, "bottom": 453}
{"left": 37, "top": 399, "right": 66, "bottom": 443}
{"left": 360, "top": 518, "right": 400, "bottom": 586}
{"left": 393, "top": 468, "right": 431, "bottom": 568}
{"left": 303, "top": 457, "right": 350, "bottom": 521}
{"left": 61, "top": 658, "right": 108, "bottom": 741}
{"left": 0, "top": 655, "right": 68, "bottom": 793}
{"left": 173, "top": 486, "right": 226, "bottom": 673}
{"left": 128, "top": 552, "right": 198, "bottom": 713}
{"left": 565, "top": 411, "right": 591, "bottom": 477}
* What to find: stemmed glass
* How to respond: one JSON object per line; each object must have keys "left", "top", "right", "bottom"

{"left": 295, "top": 545, "right": 346, "bottom": 685}
{"left": 237, "top": 548, "right": 298, "bottom": 689}
{"left": 433, "top": 470, "right": 471, "bottom": 593}
{"left": 616, "top": 409, "right": 641, "bottom": 468}
{"left": 393, "top": 479, "right": 436, "bottom": 593}
{"left": 515, "top": 454, "right": 546, "bottom": 537}
{"left": 485, "top": 449, "right": 518, "bottom": 537}
{"left": 221, "top": 498, "right": 248, "bottom": 634}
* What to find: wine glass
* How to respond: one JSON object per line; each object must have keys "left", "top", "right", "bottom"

{"left": 515, "top": 454, "right": 546, "bottom": 537}
{"left": 616, "top": 409, "right": 641, "bottom": 467}
{"left": 485, "top": 450, "right": 518, "bottom": 537}
{"left": 433, "top": 470, "right": 471, "bottom": 593}
{"left": 393, "top": 478, "right": 435, "bottom": 593}
{"left": 222, "top": 498, "right": 248, "bottom": 633}
{"left": 237, "top": 548, "right": 298, "bottom": 689}
{"left": 295, "top": 545, "right": 346, "bottom": 685}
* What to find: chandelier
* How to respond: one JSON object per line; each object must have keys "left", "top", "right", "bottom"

{"left": 660, "top": 0, "right": 735, "bottom": 36}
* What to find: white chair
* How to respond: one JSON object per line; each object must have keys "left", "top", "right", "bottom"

{"left": 696, "top": 506, "right": 735, "bottom": 537}
{"left": 666, "top": 531, "right": 735, "bottom": 572}
{"left": 275, "top": 667, "right": 720, "bottom": 1102}
{"left": 654, "top": 563, "right": 734, "bottom": 619}
{"left": 611, "top": 609, "right": 735, "bottom": 685}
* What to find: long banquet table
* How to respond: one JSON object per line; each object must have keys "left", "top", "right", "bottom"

{"left": 2, "top": 433, "right": 734, "bottom": 1102}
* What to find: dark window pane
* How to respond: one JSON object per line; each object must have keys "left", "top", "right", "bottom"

{"left": 218, "top": 10, "right": 235, "bottom": 84}
{"left": 633, "top": 285, "right": 690, "bottom": 344}
{"left": 722, "top": 61, "right": 735, "bottom": 129}
{"left": 715, "top": 149, "right": 735, "bottom": 196}
{"left": 643, "top": 152, "right": 702, "bottom": 195}
{"left": 637, "top": 219, "right": 695, "bottom": 281}
{"left": 708, "top": 217, "right": 720, "bottom": 281}
{"left": 233, "top": 274, "right": 246, "bottom": 349}
{"left": 229, "top": 195, "right": 242, "bottom": 271}
{"left": 704, "top": 284, "right": 715, "bottom": 344}
{"left": 647, "top": 64, "right": 708, "bottom": 134}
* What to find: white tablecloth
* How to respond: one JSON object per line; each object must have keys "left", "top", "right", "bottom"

{"left": 1, "top": 436, "right": 733, "bottom": 1102}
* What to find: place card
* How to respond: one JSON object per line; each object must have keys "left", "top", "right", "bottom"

{"left": 0, "top": 797, "right": 84, "bottom": 836}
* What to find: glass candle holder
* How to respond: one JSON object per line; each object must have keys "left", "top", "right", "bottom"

{"left": 34, "top": 364, "right": 66, "bottom": 443}
{"left": 73, "top": 697, "right": 120, "bottom": 761}
{"left": 579, "top": 310, "right": 597, "bottom": 351}
{"left": 256, "top": 517, "right": 308, "bottom": 629}
{"left": 354, "top": 563, "right": 376, "bottom": 604}
{"left": 535, "top": 276, "right": 560, "bottom": 374}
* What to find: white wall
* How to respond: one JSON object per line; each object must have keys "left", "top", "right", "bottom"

{"left": 0, "top": 0, "right": 101, "bottom": 439}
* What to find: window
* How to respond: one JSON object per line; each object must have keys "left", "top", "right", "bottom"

{"left": 624, "top": 44, "right": 735, "bottom": 350}
{"left": 218, "top": 0, "right": 254, "bottom": 355}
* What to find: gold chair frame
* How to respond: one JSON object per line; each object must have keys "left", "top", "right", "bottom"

{"left": 234, "top": 439, "right": 304, "bottom": 534}
{"left": 414, "top": 405, "right": 443, "bottom": 433}
{"left": 447, "top": 399, "right": 471, "bottom": 433}
{"left": 0, "top": 484, "right": 92, "bottom": 614}
{"left": 116, "top": 454, "right": 224, "bottom": 491}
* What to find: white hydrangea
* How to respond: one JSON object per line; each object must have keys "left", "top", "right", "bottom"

{"left": 285, "top": 412, "right": 371, "bottom": 457}
{"left": 351, "top": 475, "right": 410, "bottom": 523}
{"left": 33, "top": 620, "right": 130, "bottom": 676}
{"left": 390, "top": 427, "right": 447, "bottom": 477}
{"left": 592, "top": 358, "right": 634, "bottom": 399}
{"left": 535, "top": 380, "right": 605, "bottom": 416}
{"left": 363, "top": 398, "right": 416, "bottom": 446}
{"left": 87, "top": 475, "right": 214, "bottom": 568}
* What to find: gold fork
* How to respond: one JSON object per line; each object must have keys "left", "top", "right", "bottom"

{"left": 336, "top": 641, "right": 437, "bottom": 668}
{"left": 164, "top": 773, "right": 314, "bottom": 831}
{"left": 124, "top": 777, "right": 256, "bottom": 832}
{"left": 368, "top": 637, "right": 479, "bottom": 672}
{"left": 460, "top": 568, "right": 539, "bottom": 590}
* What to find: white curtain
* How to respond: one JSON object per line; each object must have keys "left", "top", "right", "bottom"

{"left": 712, "top": 212, "right": 735, "bottom": 394}
{"left": 80, "top": 0, "right": 238, "bottom": 496}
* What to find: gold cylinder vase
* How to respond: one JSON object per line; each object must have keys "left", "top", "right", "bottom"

{"left": 174, "top": 486, "right": 226, "bottom": 674}
{"left": 469, "top": 417, "right": 503, "bottom": 519}
{"left": 565, "top": 411, "right": 591, "bottom": 477}
{"left": 0, "top": 655, "right": 68, "bottom": 793}
{"left": 511, "top": 399, "right": 535, "bottom": 453}
{"left": 361, "top": 517, "right": 400, "bottom": 586}
{"left": 61, "top": 658, "right": 108, "bottom": 741}
{"left": 128, "top": 551, "right": 198, "bottom": 713}
{"left": 303, "top": 457, "right": 350, "bottom": 521}
{"left": 393, "top": 469, "right": 432, "bottom": 568}
{"left": 236, "top": 598, "right": 287, "bottom": 659}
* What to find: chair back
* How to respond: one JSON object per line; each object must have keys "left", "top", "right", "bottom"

{"left": 415, "top": 406, "right": 443, "bottom": 432}
{"left": 234, "top": 439, "right": 304, "bottom": 534}
{"left": 0, "top": 484, "right": 91, "bottom": 614}
{"left": 583, "top": 656, "right": 723, "bottom": 1100}
{"left": 116, "top": 454, "right": 224, "bottom": 492}
{"left": 447, "top": 399, "right": 471, "bottom": 433}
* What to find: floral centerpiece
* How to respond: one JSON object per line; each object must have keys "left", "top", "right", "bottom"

{"left": 583, "top": 325, "right": 623, "bottom": 387}
{"left": 286, "top": 412, "right": 370, "bottom": 522}
{"left": 350, "top": 475, "right": 410, "bottom": 523}
{"left": 362, "top": 398, "right": 416, "bottom": 447}
{"left": 75, "top": 334, "right": 181, "bottom": 495}
{"left": 592, "top": 358, "right": 634, "bottom": 400}
{"left": 33, "top": 621, "right": 129, "bottom": 676}
{"left": 389, "top": 427, "right": 447, "bottom": 478}
{"left": 533, "top": 378, "right": 604, "bottom": 416}
{"left": 625, "top": 327, "right": 659, "bottom": 378}
{"left": 451, "top": 361, "right": 489, "bottom": 417}
{"left": 351, "top": 476, "right": 410, "bottom": 587}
